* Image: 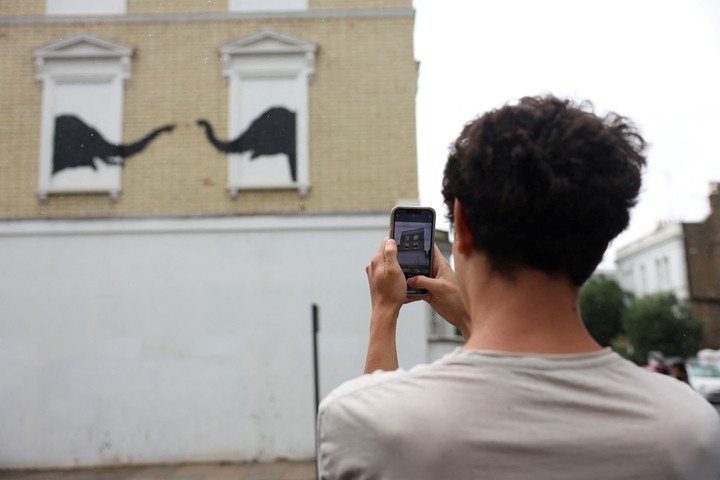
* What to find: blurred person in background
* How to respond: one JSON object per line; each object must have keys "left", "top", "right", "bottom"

{"left": 671, "top": 362, "right": 689, "bottom": 383}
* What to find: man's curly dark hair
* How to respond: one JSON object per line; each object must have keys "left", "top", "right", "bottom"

{"left": 442, "top": 95, "right": 646, "bottom": 286}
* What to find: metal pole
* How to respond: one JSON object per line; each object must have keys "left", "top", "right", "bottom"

{"left": 312, "top": 303, "right": 320, "bottom": 480}
{"left": 312, "top": 303, "right": 320, "bottom": 420}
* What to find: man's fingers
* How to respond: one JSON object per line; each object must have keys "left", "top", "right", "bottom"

{"left": 377, "top": 236, "right": 389, "bottom": 256}
{"left": 384, "top": 238, "right": 398, "bottom": 266}
{"left": 433, "top": 244, "right": 448, "bottom": 265}
{"left": 431, "top": 244, "right": 448, "bottom": 276}
{"left": 408, "top": 275, "right": 436, "bottom": 292}
{"left": 404, "top": 296, "right": 425, "bottom": 304}
{"left": 369, "top": 237, "right": 389, "bottom": 272}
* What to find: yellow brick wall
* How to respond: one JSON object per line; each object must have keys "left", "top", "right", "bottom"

{"left": 127, "top": 0, "right": 226, "bottom": 14}
{"left": 310, "top": 0, "right": 411, "bottom": 8}
{"left": 0, "top": 0, "right": 45, "bottom": 16}
{"left": 0, "top": 14, "right": 418, "bottom": 218}
{"left": 0, "top": 1, "right": 411, "bottom": 16}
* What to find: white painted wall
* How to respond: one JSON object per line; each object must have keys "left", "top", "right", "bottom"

{"left": 229, "top": 0, "right": 308, "bottom": 12}
{"left": 46, "top": 0, "right": 127, "bottom": 15}
{"left": 615, "top": 222, "right": 688, "bottom": 299}
{"left": 0, "top": 214, "right": 428, "bottom": 468}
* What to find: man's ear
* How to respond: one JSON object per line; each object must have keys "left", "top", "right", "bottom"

{"left": 453, "top": 200, "right": 474, "bottom": 256}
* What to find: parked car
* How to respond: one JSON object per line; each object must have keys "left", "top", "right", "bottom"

{"left": 687, "top": 363, "right": 720, "bottom": 403}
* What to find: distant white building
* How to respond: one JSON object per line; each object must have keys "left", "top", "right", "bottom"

{"left": 591, "top": 268, "right": 618, "bottom": 281}
{"left": 615, "top": 222, "right": 689, "bottom": 299}
{"left": 425, "top": 229, "right": 464, "bottom": 361}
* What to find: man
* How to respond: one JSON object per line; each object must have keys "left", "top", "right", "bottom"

{"left": 317, "top": 96, "right": 720, "bottom": 479}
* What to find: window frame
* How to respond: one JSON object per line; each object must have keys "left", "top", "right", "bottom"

{"left": 33, "top": 33, "right": 132, "bottom": 201}
{"left": 219, "top": 29, "right": 316, "bottom": 198}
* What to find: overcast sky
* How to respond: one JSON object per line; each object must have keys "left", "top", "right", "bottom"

{"left": 413, "top": 0, "right": 720, "bottom": 269}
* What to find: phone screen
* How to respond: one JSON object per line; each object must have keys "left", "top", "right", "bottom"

{"left": 390, "top": 207, "right": 436, "bottom": 295}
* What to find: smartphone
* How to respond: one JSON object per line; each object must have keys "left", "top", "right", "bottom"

{"left": 389, "top": 206, "right": 436, "bottom": 295}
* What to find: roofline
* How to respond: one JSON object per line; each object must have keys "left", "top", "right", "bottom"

{"left": 615, "top": 222, "right": 684, "bottom": 260}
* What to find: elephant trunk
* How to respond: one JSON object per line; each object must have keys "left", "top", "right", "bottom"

{"left": 197, "top": 119, "right": 241, "bottom": 153}
{"left": 116, "top": 124, "right": 175, "bottom": 158}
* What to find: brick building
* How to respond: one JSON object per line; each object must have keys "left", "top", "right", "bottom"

{"left": 684, "top": 182, "right": 720, "bottom": 346}
{"left": 0, "top": 0, "right": 417, "bottom": 215}
{"left": 0, "top": 1, "right": 426, "bottom": 469}
{"left": 616, "top": 183, "right": 720, "bottom": 347}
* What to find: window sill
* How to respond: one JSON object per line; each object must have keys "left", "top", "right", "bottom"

{"left": 227, "top": 183, "right": 310, "bottom": 198}
{"left": 38, "top": 188, "right": 121, "bottom": 202}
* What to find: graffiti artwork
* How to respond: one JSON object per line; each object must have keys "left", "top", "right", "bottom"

{"left": 197, "top": 107, "right": 297, "bottom": 182}
{"left": 52, "top": 115, "right": 175, "bottom": 174}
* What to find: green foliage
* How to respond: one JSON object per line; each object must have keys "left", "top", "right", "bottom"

{"left": 622, "top": 293, "right": 702, "bottom": 364}
{"left": 610, "top": 334, "right": 631, "bottom": 359}
{"left": 579, "top": 276, "right": 703, "bottom": 363}
{"left": 579, "top": 275, "right": 627, "bottom": 346}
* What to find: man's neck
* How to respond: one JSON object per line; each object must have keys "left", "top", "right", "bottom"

{"left": 462, "top": 266, "right": 602, "bottom": 355}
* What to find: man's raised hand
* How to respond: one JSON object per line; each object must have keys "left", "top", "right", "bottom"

{"left": 365, "top": 237, "right": 408, "bottom": 312}
{"left": 407, "top": 244, "right": 471, "bottom": 339}
{"left": 364, "top": 237, "right": 406, "bottom": 373}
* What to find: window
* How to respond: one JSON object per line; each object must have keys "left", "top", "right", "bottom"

{"left": 228, "top": 0, "right": 307, "bottom": 12}
{"left": 620, "top": 268, "right": 634, "bottom": 293}
{"left": 639, "top": 264, "right": 647, "bottom": 296}
{"left": 213, "top": 29, "right": 316, "bottom": 197}
{"left": 46, "top": 0, "right": 126, "bottom": 15}
{"left": 656, "top": 258, "right": 664, "bottom": 289}
{"left": 656, "top": 256, "right": 671, "bottom": 290}
{"left": 33, "top": 33, "right": 132, "bottom": 200}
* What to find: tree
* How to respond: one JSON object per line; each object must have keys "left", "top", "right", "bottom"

{"left": 622, "top": 293, "right": 702, "bottom": 364}
{"left": 610, "top": 334, "right": 632, "bottom": 360}
{"left": 579, "top": 275, "right": 627, "bottom": 346}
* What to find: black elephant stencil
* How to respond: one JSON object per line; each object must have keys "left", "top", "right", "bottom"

{"left": 197, "top": 107, "right": 297, "bottom": 182}
{"left": 52, "top": 115, "right": 175, "bottom": 175}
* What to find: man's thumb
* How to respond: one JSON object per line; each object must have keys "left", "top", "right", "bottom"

{"left": 385, "top": 239, "right": 398, "bottom": 264}
{"left": 408, "top": 275, "right": 435, "bottom": 291}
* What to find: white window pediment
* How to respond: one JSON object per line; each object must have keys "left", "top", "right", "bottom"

{"left": 33, "top": 33, "right": 132, "bottom": 59}
{"left": 219, "top": 29, "right": 316, "bottom": 77}
{"left": 34, "top": 33, "right": 132, "bottom": 80}
{"left": 220, "top": 29, "right": 317, "bottom": 56}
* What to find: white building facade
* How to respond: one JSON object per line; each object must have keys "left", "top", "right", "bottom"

{"left": 0, "top": 214, "right": 432, "bottom": 468}
{"left": 615, "top": 222, "right": 689, "bottom": 300}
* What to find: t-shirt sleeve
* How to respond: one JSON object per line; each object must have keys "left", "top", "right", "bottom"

{"left": 317, "top": 369, "right": 407, "bottom": 480}
{"left": 320, "top": 368, "right": 406, "bottom": 409}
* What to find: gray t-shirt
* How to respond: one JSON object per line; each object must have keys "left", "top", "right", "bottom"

{"left": 318, "top": 348, "right": 720, "bottom": 479}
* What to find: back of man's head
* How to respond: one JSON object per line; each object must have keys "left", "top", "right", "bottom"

{"left": 442, "top": 95, "right": 646, "bottom": 286}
